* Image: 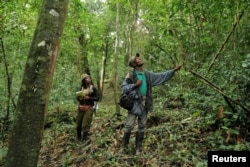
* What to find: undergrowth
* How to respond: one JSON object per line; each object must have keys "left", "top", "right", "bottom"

{"left": 1, "top": 88, "right": 249, "bottom": 167}
{"left": 36, "top": 99, "right": 249, "bottom": 167}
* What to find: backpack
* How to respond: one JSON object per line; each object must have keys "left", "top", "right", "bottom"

{"left": 118, "top": 91, "right": 134, "bottom": 110}
{"left": 119, "top": 71, "right": 137, "bottom": 110}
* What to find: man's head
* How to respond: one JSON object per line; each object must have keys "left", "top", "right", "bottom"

{"left": 128, "top": 53, "right": 144, "bottom": 68}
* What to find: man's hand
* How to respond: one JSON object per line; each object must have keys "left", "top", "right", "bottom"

{"left": 134, "top": 80, "right": 142, "bottom": 87}
{"left": 174, "top": 64, "right": 182, "bottom": 71}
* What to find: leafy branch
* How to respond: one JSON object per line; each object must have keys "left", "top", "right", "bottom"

{"left": 207, "top": 4, "right": 249, "bottom": 74}
{"left": 190, "top": 70, "right": 250, "bottom": 114}
{"left": 154, "top": 43, "right": 177, "bottom": 66}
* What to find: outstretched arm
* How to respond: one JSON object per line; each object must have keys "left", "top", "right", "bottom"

{"left": 149, "top": 64, "right": 182, "bottom": 86}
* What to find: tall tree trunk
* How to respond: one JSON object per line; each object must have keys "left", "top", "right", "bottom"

{"left": 79, "top": 33, "right": 90, "bottom": 74}
{"left": 99, "top": 34, "right": 109, "bottom": 99}
{"left": 113, "top": 0, "right": 120, "bottom": 116}
{"left": 1, "top": 37, "right": 13, "bottom": 134}
{"left": 125, "top": 0, "right": 140, "bottom": 62}
{"left": 5, "top": 0, "right": 69, "bottom": 167}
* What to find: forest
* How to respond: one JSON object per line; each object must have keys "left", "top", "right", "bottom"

{"left": 0, "top": 0, "right": 250, "bottom": 166}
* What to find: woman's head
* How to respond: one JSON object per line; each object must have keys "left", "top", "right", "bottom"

{"left": 81, "top": 74, "right": 91, "bottom": 87}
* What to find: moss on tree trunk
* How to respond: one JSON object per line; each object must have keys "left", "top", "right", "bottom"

{"left": 5, "top": 0, "right": 69, "bottom": 167}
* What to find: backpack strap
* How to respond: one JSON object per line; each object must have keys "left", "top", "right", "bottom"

{"left": 128, "top": 70, "right": 142, "bottom": 101}
{"left": 128, "top": 70, "right": 137, "bottom": 83}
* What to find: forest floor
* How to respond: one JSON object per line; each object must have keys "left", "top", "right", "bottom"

{"left": 1, "top": 86, "right": 249, "bottom": 167}
{"left": 36, "top": 86, "right": 250, "bottom": 167}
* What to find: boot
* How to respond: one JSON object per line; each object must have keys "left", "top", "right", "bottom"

{"left": 82, "top": 131, "right": 89, "bottom": 142}
{"left": 77, "top": 127, "right": 82, "bottom": 141}
{"left": 135, "top": 132, "right": 144, "bottom": 155}
{"left": 122, "top": 131, "right": 131, "bottom": 151}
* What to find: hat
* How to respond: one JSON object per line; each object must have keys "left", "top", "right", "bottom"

{"left": 128, "top": 53, "right": 140, "bottom": 67}
{"left": 81, "top": 74, "right": 89, "bottom": 80}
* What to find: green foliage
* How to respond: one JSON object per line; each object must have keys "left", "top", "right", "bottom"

{"left": 1, "top": 0, "right": 250, "bottom": 166}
